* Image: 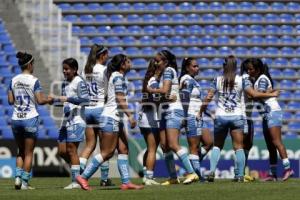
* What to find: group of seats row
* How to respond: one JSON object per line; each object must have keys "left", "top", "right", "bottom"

{"left": 57, "top": 2, "right": 300, "bottom": 12}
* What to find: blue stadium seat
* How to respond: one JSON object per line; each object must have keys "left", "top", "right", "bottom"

{"left": 251, "top": 36, "right": 264, "bottom": 44}
{"left": 0, "top": 127, "right": 13, "bottom": 139}
{"left": 125, "top": 47, "right": 139, "bottom": 56}
{"left": 82, "top": 26, "right": 97, "bottom": 34}
{"left": 224, "top": 2, "right": 238, "bottom": 10}
{"left": 235, "top": 25, "right": 249, "bottom": 34}
{"left": 107, "top": 36, "right": 121, "bottom": 45}
{"left": 156, "top": 14, "right": 170, "bottom": 22}
{"left": 285, "top": 132, "right": 298, "bottom": 139}
{"left": 281, "top": 36, "right": 295, "bottom": 44}
{"left": 143, "top": 14, "right": 155, "bottom": 23}
{"left": 97, "top": 26, "right": 111, "bottom": 34}
{"left": 57, "top": 3, "right": 71, "bottom": 11}
{"left": 194, "top": 2, "right": 208, "bottom": 10}
{"left": 273, "top": 58, "right": 288, "bottom": 67}
{"left": 279, "top": 90, "right": 292, "bottom": 100}
{"left": 155, "top": 36, "right": 170, "bottom": 45}
{"left": 171, "top": 36, "right": 185, "bottom": 45}
{"left": 141, "top": 47, "right": 154, "bottom": 56}
{"left": 250, "top": 47, "right": 263, "bottom": 56}
{"left": 163, "top": 2, "right": 177, "bottom": 11}
{"left": 280, "top": 14, "right": 294, "bottom": 23}
{"left": 219, "top": 25, "right": 233, "bottom": 34}
{"left": 147, "top": 3, "right": 160, "bottom": 11}
{"left": 79, "top": 37, "right": 90, "bottom": 46}
{"left": 128, "top": 25, "right": 142, "bottom": 34}
{"left": 80, "top": 47, "right": 90, "bottom": 54}
{"left": 133, "top": 3, "right": 146, "bottom": 11}
{"left": 293, "top": 91, "right": 300, "bottom": 99}
{"left": 265, "top": 36, "right": 279, "bottom": 44}
{"left": 144, "top": 25, "right": 157, "bottom": 35}
{"left": 95, "top": 14, "right": 110, "bottom": 23}
{"left": 186, "top": 36, "right": 199, "bottom": 45}
{"left": 158, "top": 25, "right": 172, "bottom": 35}
{"left": 287, "top": 2, "right": 300, "bottom": 11}
{"left": 255, "top": 2, "right": 269, "bottom": 10}
{"left": 211, "top": 58, "right": 223, "bottom": 66}
{"left": 295, "top": 111, "right": 300, "bottom": 119}
{"left": 219, "top": 14, "right": 233, "bottom": 22}
{"left": 240, "top": 2, "right": 253, "bottom": 10}
{"left": 217, "top": 36, "right": 230, "bottom": 44}
{"left": 281, "top": 25, "right": 293, "bottom": 34}
{"left": 172, "top": 47, "right": 186, "bottom": 55}
{"left": 91, "top": 36, "right": 105, "bottom": 44}
{"left": 201, "top": 69, "right": 217, "bottom": 77}
{"left": 72, "top": 26, "right": 81, "bottom": 34}
{"left": 265, "top": 47, "right": 279, "bottom": 55}
{"left": 140, "top": 36, "right": 153, "bottom": 45}
{"left": 187, "top": 47, "right": 201, "bottom": 56}
{"left": 126, "top": 70, "right": 138, "bottom": 79}
{"left": 234, "top": 47, "right": 248, "bottom": 56}
{"left": 235, "top": 14, "right": 249, "bottom": 22}
{"left": 219, "top": 47, "right": 232, "bottom": 56}
{"left": 118, "top": 3, "right": 131, "bottom": 11}
{"left": 110, "top": 14, "right": 124, "bottom": 22}
{"left": 202, "top": 14, "right": 216, "bottom": 21}
{"left": 87, "top": 3, "right": 101, "bottom": 10}
{"left": 138, "top": 69, "right": 146, "bottom": 77}
{"left": 179, "top": 2, "right": 193, "bottom": 11}
{"left": 132, "top": 58, "right": 147, "bottom": 68}
{"left": 290, "top": 58, "right": 300, "bottom": 67}
{"left": 281, "top": 47, "right": 294, "bottom": 55}
{"left": 295, "top": 14, "right": 300, "bottom": 23}
{"left": 203, "top": 25, "right": 217, "bottom": 34}
{"left": 271, "top": 2, "right": 285, "bottom": 11}
{"left": 202, "top": 47, "right": 217, "bottom": 55}
{"left": 288, "top": 122, "right": 300, "bottom": 132}
{"left": 201, "top": 36, "right": 214, "bottom": 44}
{"left": 189, "top": 25, "right": 202, "bottom": 34}
{"left": 235, "top": 36, "right": 249, "bottom": 44}
{"left": 295, "top": 47, "right": 300, "bottom": 55}
{"left": 174, "top": 25, "right": 188, "bottom": 35}
{"left": 110, "top": 47, "right": 123, "bottom": 55}
{"left": 265, "top": 25, "right": 280, "bottom": 34}
{"left": 123, "top": 36, "right": 136, "bottom": 45}
{"left": 250, "top": 25, "right": 263, "bottom": 34}
{"left": 112, "top": 25, "right": 127, "bottom": 34}
{"left": 73, "top": 3, "right": 86, "bottom": 11}
{"left": 187, "top": 14, "right": 200, "bottom": 22}
{"left": 197, "top": 58, "right": 210, "bottom": 66}
{"left": 262, "top": 58, "right": 273, "bottom": 66}
{"left": 172, "top": 14, "right": 186, "bottom": 22}
{"left": 127, "top": 14, "right": 141, "bottom": 22}
{"left": 102, "top": 3, "right": 117, "bottom": 10}
{"left": 265, "top": 14, "right": 279, "bottom": 22}
{"left": 0, "top": 68, "right": 12, "bottom": 77}
{"left": 269, "top": 68, "right": 282, "bottom": 78}
{"left": 198, "top": 80, "right": 211, "bottom": 89}
{"left": 64, "top": 15, "right": 78, "bottom": 23}
{"left": 209, "top": 2, "right": 223, "bottom": 10}
{"left": 282, "top": 69, "right": 297, "bottom": 77}
{"left": 283, "top": 111, "right": 293, "bottom": 120}
{"left": 79, "top": 15, "right": 94, "bottom": 23}
{"left": 250, "top": 14, "right": 263, "bottom": 22}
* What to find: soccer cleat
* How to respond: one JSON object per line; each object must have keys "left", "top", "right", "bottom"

{"left": 232, "top": 176, "right": 244, "bottom": 183}
{"left": 262, "top": 174, "right": 277, "bottom": 182}
{"left": 144, "top": 178, "right": 160, "bottom": 186}
{"left": 206, "top": 172, "right": 215, "bottom": 182}
{"left": 100, "top": 178, "right": 115, "bottom": 187}
{"left": 282, "top": 169, "right": 294, "bottom": 181}
{"left": 244, "top": 175, "right": 255, "bottom": 182}
{"left": 120, "top": 182, "right": 144, "bottom": 190}
{"left": 21, "top": 184, "right": 35, "bottom": 190}
{"left": 76, "top": 175, "right": 91, "bottom": 190}
{"left": 183, "top": 173, "right": 199, "bottom": 185}
{"left": 64, "top": 182, "right": 81, "bottom": 189}
{"left": 161, "top": 178, "right": 180, "bottom": 186}
{"left": 142, "top": 176, "right": 146, "bottom": 184}
{"left": 15, "top": 177, "right": 22, "bottom": 190}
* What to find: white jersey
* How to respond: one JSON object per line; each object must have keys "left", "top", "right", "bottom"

{"left": 138, "top": 76, "right": 159, "bottom": 128}
{"left": 82, "top": 63, "right": 107, "bottom": 107}
{"left": 102, "top": 71, "right": 128, "bottom": 121}
{"left": 254, "top": 74, "right": 281, "bottom": 113}
{"left": 211, "top": 75, "right": 251, "bottom": 116}
{"left": 61, "top": 76, "right": 89, "bottom": 127}
{"left": 160, "top": 66, "right": 183, "bottom": 111}
{"left": 241, "top": 74, "right": 254, "bottom": 118}
{"left": 9, "top": 74, "right": 41, "bottom": 120}
{"left": 180, "top": 74, "right": 202, "bottom": 116}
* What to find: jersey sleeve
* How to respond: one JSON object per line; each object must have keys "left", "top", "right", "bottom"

{"left": 162, "top": 68, "right": 174, "bottom": 81}
{"left": 113, "top": 76, "right": 126, "bottom": 94}
{"left": 33, "top": 80, "right": 42, "bottom": 92}
{"left": 242, "top": 76, "right": 252, "bottom": 90}
{"left": 257, "top": 77, "right": 269, "bottom": 92}
{"left": 148, "top": 78, "right": 159, "bottom": 89}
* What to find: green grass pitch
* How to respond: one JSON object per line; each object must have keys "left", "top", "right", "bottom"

{"left": 1, "top": 178, "right": 300, "bottom": 200}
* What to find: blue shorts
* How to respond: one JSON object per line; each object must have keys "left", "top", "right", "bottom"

{"left": 160, "top": 109, "right": 184, "bottom": 130}
{"left": 84, "top": 107, "right": 103, "bottom": 126}
{"left": 11, "top": 116, "right": 39, "bottom": 138}
{"left": 185, "top": 115, "right": 202, "bottom": 138}
{"left": 100, "top": 116, "right": 124, "bottom": 133}
{"left": 58, "top": 123, "right": 85, "bottom": 143}
{"left": 214, "top": 115, "right": 244, "bottom": 135}
{"left": 263, "top": 111, "right": 282, "bottom": 128}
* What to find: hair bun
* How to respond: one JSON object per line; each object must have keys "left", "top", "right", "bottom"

{"left": 16, "top": 51, "right": 25, "bottom": 59}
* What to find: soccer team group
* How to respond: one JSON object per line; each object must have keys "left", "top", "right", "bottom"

{"left": 8, "top": 45, "right": 294, "bottom": 190}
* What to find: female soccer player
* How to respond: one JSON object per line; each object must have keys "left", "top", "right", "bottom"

{"left": 199, "top": 55, "right": 279, "bottom": 182}
{"left": 147, "top": 50, "right": 198, "bottom": 185}
{"left": 179, "top": 57, "right": 213, "bottom": 178}
{"left": 54, "top": 58, "right": 90, "bottom": 189}
{"left": 138, "top": 59, "right": 162, "bottom": 185}
{"left": 76, "top": 54, "right": 144, "bottom": 190}
{"left": 8, "top": 52, "right": 53, "bottom": 189}
{"left": 79, "top": 44, "right": 114, "bottom": 186}
{"left": 246, "top": 58, "right": 294, "bottom": 181}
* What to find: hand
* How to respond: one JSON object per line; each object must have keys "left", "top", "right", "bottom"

{"left": 168, "top": 94, "right": 177, "bottom": 102}
{"left": 59, "top": 96, "right": 68, "bottom": 102}
{"left": 129, "top": 116, "right": 137, "bottom": 129}
{"left": 271, "top": 89, "right": 280, "bottom": 97}
{"left": 47, "top": 95, "right": 54, "bottom": 105}
{"left": 146, "top": 86, "right": 154, "bottom": 93}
